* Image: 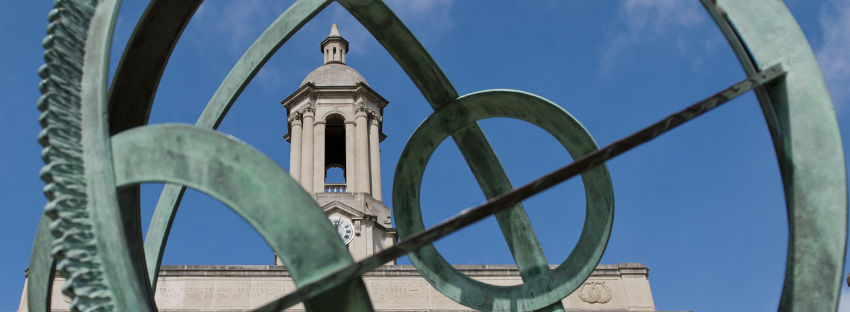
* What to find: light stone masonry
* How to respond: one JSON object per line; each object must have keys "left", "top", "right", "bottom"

{"left": 19, "top": 264, "right": 660, "bottom": 311}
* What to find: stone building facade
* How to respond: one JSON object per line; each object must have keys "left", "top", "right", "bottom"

{"left": 19, "top": 25, "right": 663, "bottom": 312}
{"left": 20, "top": 264, "right": 657, "bottom": 311}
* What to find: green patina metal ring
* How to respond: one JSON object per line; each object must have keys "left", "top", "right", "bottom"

{"left": 110, "top": 124, "right": 374, "bottom": 311}
{"left": 29, "top": 0, "right": 846, "bottom": 310}
{"left": 393, "top": 90, "right": 614, "bottom": 311}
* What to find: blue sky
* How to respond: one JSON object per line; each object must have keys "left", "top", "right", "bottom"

{"left": 2, "top": 1, "right": 850, "bottom": 311}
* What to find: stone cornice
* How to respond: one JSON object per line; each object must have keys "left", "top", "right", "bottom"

{"left": 280, "top": 83, "right": 316, "bottom": 110}
{"left": 281, "top": 82, "right": 389, "bottom": 111}
{"left": 352, "top": 83, "right": 389, "bottom": 108}
{"left": 156, "top": 263, "right": 650, "bottom": 278}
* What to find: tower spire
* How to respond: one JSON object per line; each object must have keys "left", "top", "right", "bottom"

{"left": 321, "top": 23, "right": 349, "bottom": 64}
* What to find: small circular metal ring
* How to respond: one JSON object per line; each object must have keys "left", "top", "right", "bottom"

{"left": 393, "top": 90, "right": 615, "bottom": 311}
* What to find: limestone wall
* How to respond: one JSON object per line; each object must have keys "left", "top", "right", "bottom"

{"left": 19, "top": 263, "right": 657, "bottom": 311}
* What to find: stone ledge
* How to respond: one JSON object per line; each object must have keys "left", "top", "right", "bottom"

{"left": 157, "top": 263, "right": 649, "bottom": 278}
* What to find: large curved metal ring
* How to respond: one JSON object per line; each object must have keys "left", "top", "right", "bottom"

{"left": 28, "top": 0, "right": 846, "bottom": 311}
{"left": 111, "top": 124, "right": 373, "bottom": 311}
{"left": 393, "top": 90, "right": 614, "bottom": 311}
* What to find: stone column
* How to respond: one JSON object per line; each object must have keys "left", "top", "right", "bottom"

{"left": 300, "top": 109, "right": 314, "bottom": 193}
{"left": 344, "top": 121, "right": 356, "bottom": 192}
{"left": 313, "top": 120, "right": 326, "bottom": 193}
{"left": 355, "top": 108, "right": 370, "bottom": 194}
{"left": 368, "top": 116, "right": 382, "bottom": 200}
{"left": 288, "top": 114, "right": 302, "bottom": 183}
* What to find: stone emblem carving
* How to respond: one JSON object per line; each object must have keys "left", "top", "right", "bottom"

{"left": 577, "top": 281, "right": 612, "bottom": 304}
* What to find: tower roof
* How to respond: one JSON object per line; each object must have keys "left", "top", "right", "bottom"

{"left": 304, "top": 24, "right": 364, "bottom": 86}
{"left": 301, "top": 63, "right": 368, "bottom": 87}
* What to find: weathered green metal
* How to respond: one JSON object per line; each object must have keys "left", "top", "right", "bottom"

{"left": 391, "top": 67, "right": 787, "bottom": 310}
{"left": 395, "top": 90, "right": 614, "bottom": 311}
{"left": 34, "top": 1, "right": 96, "bottom": 310}
{"left": 34, "top": 0, "right": 150, "bottom": 310}
{"left": 254, "top": 66, "right": 786, "bottom": 310}
{"left": 338, "top": 1, "right": 565, "bottom": 310}
{"left": 143, "top": 0, "right": 331, "bottom": 289}
{"left": 29, "top": 0, "right": 846, "bottom": 311}
{"left": 80, "top": 0, "right": 158, "bottom": 309}
{"left": 107, "top": 0, "right": 203, "bottom": 135}
{"left": 707, "top": 1, "right": 848, "bottom": 310}
{"left": 107, "top": 1, "right": 203, "bottom": 289}
{"left": 112, "top": 124, "right": 373, "bottom": 311}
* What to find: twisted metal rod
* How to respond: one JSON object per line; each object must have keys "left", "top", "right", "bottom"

{"left": 255, "top": 64, "right": 785, "bottom": 312}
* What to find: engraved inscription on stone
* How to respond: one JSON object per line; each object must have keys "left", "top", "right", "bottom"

{"left": 367, "top": 279, "right": 429, "bottom": 308}
{"left": 214, "top": 281, "right": 252, "bottom": 307}
{"left": 251, "top": 280, "right": 293, "bottom": 305}
{"left": 155, "top": 283, "right": 216, "bottom": 309}
{"left": 153, "top": 279, "right": 300, "bottom": 309}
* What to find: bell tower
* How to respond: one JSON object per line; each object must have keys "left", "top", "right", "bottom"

{"left": 280, "top": 24, "right": 396, "bottom": 262}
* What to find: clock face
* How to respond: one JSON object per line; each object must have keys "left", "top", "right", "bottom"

{"left": 328, "top": 216, "right": 354, "bottom": 245}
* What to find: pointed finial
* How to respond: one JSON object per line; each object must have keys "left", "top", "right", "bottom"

{"left": 321, "top": 24, "right": 349, "bottom": 64}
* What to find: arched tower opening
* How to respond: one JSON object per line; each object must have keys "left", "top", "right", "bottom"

{"left": 324, "top": 114, "right": 346, "bottom": 191}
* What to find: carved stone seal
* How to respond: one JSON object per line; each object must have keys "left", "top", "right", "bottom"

{"left": 577, "top": 281, "right": 612, "bottom": 304}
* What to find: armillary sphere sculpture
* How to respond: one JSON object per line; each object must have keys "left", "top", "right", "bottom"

{"left": 28, "top": 0, "right": 846, "bottom": 311}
